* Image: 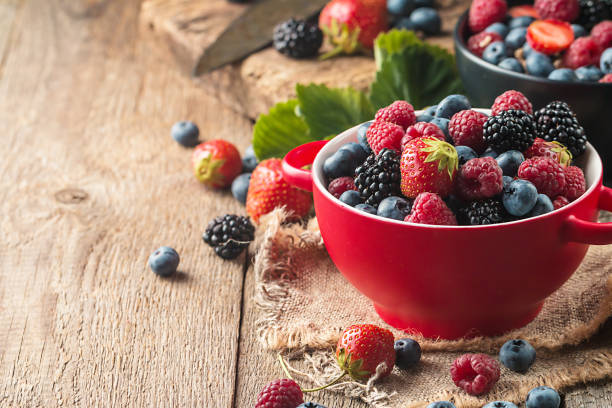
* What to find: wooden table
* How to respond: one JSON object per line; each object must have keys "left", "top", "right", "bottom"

{"left": 1, "top": 0, "right": 610, "bottom": 406}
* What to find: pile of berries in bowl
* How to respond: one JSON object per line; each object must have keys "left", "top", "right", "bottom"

{"left": 464, "top": 0, "right": 612, "bottom": 82}
{"left": 323, "top": 91, "right": 588, "bottom": 226}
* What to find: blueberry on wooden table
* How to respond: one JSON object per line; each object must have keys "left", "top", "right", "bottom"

{"left": 526, "top": 386, "right": 561, "bottom": 408}
{"left": 426, "top": 402, "right": 455, "bottom": 408}
{"left": 171, "top": 121, "right": 199, "bottom": 147}
{"left": 499, "top": 338, "right": 536, "bottom": 373}
{"left": 483, "top": 402, "right": 518, "bottom": 408}
{"left": 148, "top": 246, "right": 180, "bottom": 277}
{"left": 231, "top": 173, "right": 251, "bottom": 205}
{"left": 394, "top": 338, "right": 421, "bottom": 369}
{"left": 242, "top": 145, "right": 258, "bottom": 173}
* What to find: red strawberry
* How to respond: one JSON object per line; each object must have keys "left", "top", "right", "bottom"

{"left": 400, "top": 122, "right": 445, "bottom": 151}
{"left": 600, "top": 73, "right": 612, "bottom": 83}
{"left": 524, "top": 138, "right": 572, "bottom": 166}
{"left": 468, "top": 0, "right": 508, "bottom": 33}
{"left": 526, "top": 19, "right": 574, "bottom": 55}
{"left": 246, "top": 159, "right": 312, "bottom": 223}
{"left": 336, "top": 324, "right": 395, "bottom": 381}
{"left": 509, "top": 5, "right": 541, "bottom": 18}
{"left": 405, "top": 192, "right": 457, "bottom": 225}
{"left": 467, "top": 31, "right": 503, "bottom": 57}
{"left": 192, "top": 140, "right": 242, "bottom": 189}
{"left": 366, "top": 120, "right": 405, "bottom": 154}
{"left": 374, "top": 100, "right": 416, "bottom": 131}
{"left": 319, "top": 0, "right": 387, "bottom": 58}
{"left": 400, "top": 137, "right": 458, "bottom": 199}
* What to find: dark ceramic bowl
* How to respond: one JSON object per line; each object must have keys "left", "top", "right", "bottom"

{"left": 453, "top": 8, "right": 612, "bottom": 179}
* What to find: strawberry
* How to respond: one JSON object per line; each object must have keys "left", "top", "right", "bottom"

{"left": 336, "top": 324, "right": 395, "bottom": 381}
{"left": 319, "top": 0, "right": 387, "bottom": 58}
{"left": 526, "top": 20, "right": 574, "bottom": 55}
{"left": 246, "top": 159, "right": 312, "bottom": 223}
{"left": 192, "top": 140, "right": 242, "bottom": 189}
{"left": 400, "top": 137, "right": 458, "bottom": 199}
{"left": 509, "top": 5, "right": 541, "bottom": 18}
{"left": 524, "top": 138, "right": 572, "bottom": 166}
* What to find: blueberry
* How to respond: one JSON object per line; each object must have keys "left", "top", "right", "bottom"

{"left": 522, "top": 42, "right": 535, "bottom": 58}
{"left": 526, "top": 386, "right": 561, "bottom": 408}
{"left": 499, "top": 339, "right": 536, "bottom": 373}
{"left": 435, "top": 95, "right": 471, "bottom": 119}
{"left": 355, "top": 203, "right": 377, "bottom": 214}
{"left": 505, "top": 27, "right": 527, "bottom": 51}
{"left": 171, "top": 121, "right": 199, "bottom": 147}
{"left": 528, "top": 194, "right": 554, "bottom": 217}
{"left": 148, "top": 246, "right": 180, "bottom": 277}
{"left": 498, "top": 57, "right": 524, "bottom": 73}
{"left": 394, "top": 338, "right": 421, "bottom": 369}
{"left": 485, "top": 22, "right": 509, "bottom": 38}
{"left": 339, "top": 190, "right": 362, "bottom": 206}
{"left": 526, "top": 52, "right": 554, "bottom": 77}
{"left": 444, "top": 194, "right": 464, "bottom": 214}
{"left": 394, "top": 17, "right": 417, "bottom": 30}
{"left": 483, "top": 41, "right": 508, "bottom": 65}
{"left": 571, "top": 24, "right": 587, "bottom": 38}
{"left": 409, "top": 7, "right": 441, "bottom": 35}
{"left": 430, "top": 117, "right": 450, "bottom": 140}
{"left": 242, "top": 145, "right": 258, "bottom": 172}
{"left": 426, "top": 402, "right": 456, "bottom": 408}
{"left": 600, "top": 48, "right": 612, "bottom": 74}
{"left": 387, "top": 0, "right": 415, "bottom": 16}
{"left": 417, "top": 113, "right": 433, "bottom": 122}
{"left": 338, "top": 142, "right": 368, "bottom": 165}
{"left": 231, "top": 173, "right": 251, "bottom": 204}
{"left": 548, "top": 68, "right": 577, "bottom": 82}
{"left": 496, "top": 150, "right": 524, "bottom": 176}
{"left": 503, "top": 179, "right": 538, "bottom": 216}
{"left": 424, "top": 104, "right": 438, "bottom": 116}
{"left": 502, "top": 175, "right": 513, "bottom": 189}
{"left": 483, "top": 402, "right": 519, "bottom": 408}
{"left": 456, "top": 145, "right": 477, "bottom": 166}
{"left": 509, "top": 16, "right": 535, "bottom": 29}
{"left": 357, "top": 121, "right": 373, "bottom": 154}
{"left": 298, "top": 403, "right": 327, "bottom": 408}
{"left": 323, "top": 149, "right": 355, "bottom": 179}
{"left": 377, "top": 196, "right": 412, "bottom": 220}
{"left": 481, "top": 147, "right": 499, "bottom": 159}
{"left": 575, "top": 65, "right": 603, "bottom": 81}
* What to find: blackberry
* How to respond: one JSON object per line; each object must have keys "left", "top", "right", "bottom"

{"left": 459, "top": 198, "right": 507, "bottom": 225}
{"left": 534, "top": 101, "right": 587, "bottom": 157}
{"left": 354, "top": 149, "right": 401, "bottom": 207}
{"left": 273, "top": 18, "right": 323, "bottom": 59}
{"left": 577, "top": 0, "right": 611, "bottom": 30}
{"left": 483, "top": 110, "right": 536, "bottom": 153}
{"left": 203, "top": 214, "right": 255, "bottom": 260}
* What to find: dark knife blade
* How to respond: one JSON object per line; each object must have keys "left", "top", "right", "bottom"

{"left": 193, "top": 0, "right": 328, "bottom": 76}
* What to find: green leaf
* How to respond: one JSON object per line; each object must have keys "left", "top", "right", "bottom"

{"left": 370, "top": 30, "right": 464, "bottom": 110}
{"left": 252, "top": 99, "right": 314, "bottom": 160}
{"left": 296, "top": 83, "right": 375, "bottom": 141}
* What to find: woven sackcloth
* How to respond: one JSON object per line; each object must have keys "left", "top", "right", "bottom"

{"left": 252, "top": 209, "right": 612, "bottom": 408}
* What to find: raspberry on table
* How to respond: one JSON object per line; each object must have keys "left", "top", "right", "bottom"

{"left": 401, "top": 122, "right": 445, "bottom": 151}
{"left": 562, "top": 37, "right": 602, "bottom": 69}
{"left": 534, "top": 101, "right": 587, "bottom": 157}
{"left": 456, "top": 157, "right": 504, "bottom": 200}
{"left": 450, "top": 353, "right": 500, "bottom": 396}
{"left": 563, "top": 165, "right": 586, "bottom": 201}
{"left": 366, "top": 120, "right": 405, "bottom": 154}
{"left": 468, "top": 31, "right": 503, "bottom": 57}
{"left": 491, "top": 90, "right": 533, "bottom": 116}
{"left": 449, "top": 109, "right": 489, "bottom": 154}
{"left": 553, "top": 195, "right": 570, "bottom": 209}
{"left": 592, "top": 20, "right": 612, "bottom": 49}
{"left": 484, "top": 109, "right": 536, "bottom": 153}
{"left": 469, "top": 0, "right": 508, "bottom": 33}
{"left": 328, "top": 176, "right": 357, "bottom": 198}
{"left": 518, "top": 157, "right": 567, "bottom": 198}
{"left": 535, "top": 0, "right": 580, "bottom": 21}
{"left": 375, "top": 100, "right": 416, "bottom": 131}
{"left": 255, "top": 379, "right": 303, "bottom": 408}
{"left": 405, "top": 192, "right": 457, "bottom": 225}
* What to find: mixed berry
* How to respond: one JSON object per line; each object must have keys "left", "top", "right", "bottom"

{"left": 325, "top": 91, "right": 588, "bottom": 226}
{"left": 466, "top": 0, "right": 612, "bottom": 82}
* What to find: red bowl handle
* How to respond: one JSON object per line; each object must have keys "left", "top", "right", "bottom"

{"left": 564, "top": 186, "right": 612, "bottom": 244}
{"left": 281, "top": 140, "right": 328, "bottom": 192}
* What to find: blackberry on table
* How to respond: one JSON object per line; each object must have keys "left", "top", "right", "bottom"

{"left": 483, "top": 110, "right": 536, "bottom": 153}
{"left": 354, "top": 149, "right": 401, "bottom": 207}
{"left": 203, "top": 214, "right": 255, "bottom": 260}
{"left": 577, "top": 0, "right": 611, "bottom": 30}
{"left": 534, "top": 101, "right": 587, "bottom": 157}
{"left": 273, "top": 18, "right": 323, "bottom": 59}
{"left": 459, "top": 198, "right": 508, "bottom": 225}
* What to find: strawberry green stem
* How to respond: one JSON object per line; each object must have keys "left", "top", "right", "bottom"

{"left": 319, "top": 46, "right": 346, "bottom": 61}
{"left": 301, "top": 372, "right": 347, "bottom": 393}
{"left": 278, "top": 354, "right": 295, "bottom": 381}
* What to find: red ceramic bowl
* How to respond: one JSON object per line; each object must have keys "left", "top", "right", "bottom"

{"left": 282, "top": 110, "right": 612, "bottom": 339}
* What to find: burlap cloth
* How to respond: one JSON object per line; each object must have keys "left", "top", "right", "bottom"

{"left": 252, "top": 209, "right": 612, "bottom": 408}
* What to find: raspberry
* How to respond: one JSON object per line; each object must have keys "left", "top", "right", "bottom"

{"left": 524, "top": 138, "right": 572, "bottom": 166}
{"left": 553, "top": 195, "right": 570, "bottom": 209}
{"left": 328, "top": 176, "right": 357, "bottom": 198}
{"left": 449, "top": 110, "right": 489, "bottom": 154}
{"left": 366, "top": 121, "right": 405, "bottom": 154}
{"left": 592, "top": 20, "right": 612, "bottom": 49}
{"left": 562, "top": 37, "right": 601, "bottom": 69}
{"left": 469, "top": 0, "right": 508, "bottom": 33}
{"left": 491, "top": 90, "right": 533, "bottom": 116}
{"left": 255, "top": 379, "right": 304, "bottom": 408}
{"left": 563, "top": 165, "right": 586, "bottom": 201}
{"left": 400, "top": 122, "right": 445, "bottom": 151}
{"left": 467, "top": 31, "right": 503, "bottom": 57}
{"left": 535, "top": 0, "right": 579, "bottom": 21}
{"left": 601, "top": 73, "right": 612, "bottom": 82}
{"left": 375, "top": 101, "right": 416, "bottom": 131}
{"left": 518, "top": 157, "right": 567, "bottom": 198}
{"left": 450, "top": 354, "right": 500, "bottom": 396}
{"left": 405, "top": 192, "right": 457, "bottom": 225}
{"left": 456, "top": 157, "right": 504, "bottom": 201}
